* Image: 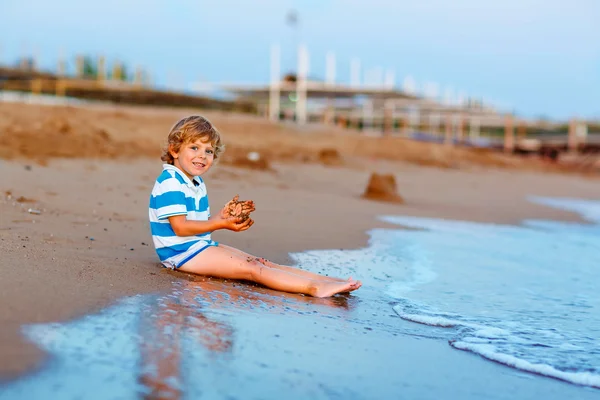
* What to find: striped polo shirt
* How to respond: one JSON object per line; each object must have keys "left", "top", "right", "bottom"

{"left": 148, "top": 164, "right": 217, "bottom": 269}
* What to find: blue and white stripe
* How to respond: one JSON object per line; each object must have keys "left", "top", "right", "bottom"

{"left": 149, "top": 164, "right": 217, "bottom": 268}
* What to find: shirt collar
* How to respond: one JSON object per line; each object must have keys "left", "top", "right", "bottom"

{"left": 162, "top": 164, "right": 202, "bottom": 187}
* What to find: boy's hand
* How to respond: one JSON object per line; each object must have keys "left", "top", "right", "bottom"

{"left": 221, "top": 215, "right": 254, "bottom": 232}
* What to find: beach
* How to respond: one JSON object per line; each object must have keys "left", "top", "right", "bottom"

{"left": 1, "top": 102, "right": 599, "bottom": 398}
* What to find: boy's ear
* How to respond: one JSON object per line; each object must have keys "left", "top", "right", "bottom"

{"left": 168, "top": 144, "right": 178, "bottom": 159}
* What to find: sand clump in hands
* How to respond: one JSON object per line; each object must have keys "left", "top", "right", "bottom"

{"left": 223, "top": 195, "right": 255, "bottom": 222}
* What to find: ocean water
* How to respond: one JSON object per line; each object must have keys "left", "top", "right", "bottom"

{"left": 381, "top": 196, "right": 600, "bottom": 389}
{"left": 0, "top": 197, "right": 599, "bottom": 399}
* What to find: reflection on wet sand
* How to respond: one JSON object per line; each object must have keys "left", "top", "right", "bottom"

{"left": 137, "top": 277, "right": 354, "bottom": 398}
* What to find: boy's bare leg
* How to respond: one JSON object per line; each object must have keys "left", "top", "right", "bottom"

{"left": 178, "top": 246, "right": 360, "bottom": 298}
{"left": 217, "top": 244, "right": 360, "bottom": 287}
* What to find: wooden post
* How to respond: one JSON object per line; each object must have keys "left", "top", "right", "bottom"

{"left": 97, "top": 55, "right": 106, "bottom": 84}
{"left": 444, "top": 114, "right": 453, "bottom": 145}
{"left": 469, "top": 116, "right": 480, "bottom": 139}
{"left": 567, "top": 118, "right": 578, "bottom": 153}
{"left": 112, "top": 62, "right": 122, "bottom": 81}
{"left": 504, "top": 115, "right": 515, "bottom": 153}
{"left": 401, "top": 117, "right": 408, "bottom": 136}
{"left": 30, "top": 79, "right": 42, "bottom": 95}
{"left": 324, "top": 99, "right": 335, "bottom": 125}
{"left": 55, "top": 79, "right": 66, "bottom": 96}
{"left": 517, "top": 121, "right": 526, "bottom": 139}
{"left": 429, "top": 113, "right": 440, "bottom": 137}
{"left": 577, "top": 122, "right": 588, "bottom": 144}
{"left": 362, "top": 99, "right": 373, "bottom": 131}
{"left": 409, "top": 106, "right": 420, "bottom": 135}
{"left": 383, "top": 99, "right": 394, "bottom": 135}
{"left": 456, "top": 114, "right": 464, "bottom": 143}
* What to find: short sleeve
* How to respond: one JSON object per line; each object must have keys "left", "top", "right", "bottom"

{"left": 152, "top": 178, "right": 188, "bottom": 220}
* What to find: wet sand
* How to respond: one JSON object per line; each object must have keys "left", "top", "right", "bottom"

{"left": 0, "top": 101, "right": 598, "bottom": 396}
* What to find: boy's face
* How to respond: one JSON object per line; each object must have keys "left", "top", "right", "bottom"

{"left": 171, "top": 138, "right": 215, "bottom": 179}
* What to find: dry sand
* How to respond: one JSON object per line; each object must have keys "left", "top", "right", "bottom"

{"left": 0, "top": 101, "right": 598, "bottom": 385}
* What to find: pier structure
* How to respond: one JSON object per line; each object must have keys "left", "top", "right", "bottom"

{"left": 216, "top": 44, "right": 599, "bottom": 156}
{"left": 219, "top": 44, "right": 534, "bottom": 151}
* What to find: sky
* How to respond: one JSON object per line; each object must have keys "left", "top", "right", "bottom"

{"left": 1, "top": 0, "right": 599, "bottom": 120}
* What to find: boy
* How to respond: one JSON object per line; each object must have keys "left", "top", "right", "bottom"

{"left": 149, "top": 115, "right": 361, "bottom": 297}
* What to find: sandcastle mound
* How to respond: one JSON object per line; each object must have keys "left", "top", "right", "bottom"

{"left": 318, "top": 148, "right": 343, "bottom": 166}
{"left": 362, "top": 173, "right": 404, "bottom": 203}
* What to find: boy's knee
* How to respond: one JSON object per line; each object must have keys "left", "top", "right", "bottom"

{"left": 245, "top": 261, "right": 265, "bottom": 281}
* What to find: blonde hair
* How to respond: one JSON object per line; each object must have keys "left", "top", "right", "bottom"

{"left": 161, "top": 115, "right": 225, "bottom": 164}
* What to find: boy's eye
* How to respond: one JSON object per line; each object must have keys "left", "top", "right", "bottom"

{"left": 191, "top": 146, "right": 198, "bottom": 151}
{"left": 206, "top": 149, "right": 214, "bottom": 154}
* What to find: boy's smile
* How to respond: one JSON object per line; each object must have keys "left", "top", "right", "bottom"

{"left": 171, "top": 139, "right": 215, "bottom": 179}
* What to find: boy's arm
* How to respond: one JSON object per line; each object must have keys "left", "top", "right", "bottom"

{"left": 168, "top": 214, "right": 252, "bottom": 236}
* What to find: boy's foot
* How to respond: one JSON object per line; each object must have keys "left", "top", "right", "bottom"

{"left": 312, "top": 280, "right": 361, "bottom": 298}
{"left": 350, "top": 280, "right": 362, "bottom": 289}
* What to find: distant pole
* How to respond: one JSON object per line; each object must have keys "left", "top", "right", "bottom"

{"left": 296, "top": 45, "right": 309, "bottom": 125}
{"left": 384, "top": 69, "right": 395, "bottom": 89}
{"left": 364, "top": 68, "right": 372, "bottom": 87}
{"left": 57, "top": 48, "right": 66, "bottom": 76}
{"left": 134, "top": 66, "right": 144, "bottom": 88}
{"left": 373, "top": 66, "right": 383, "bottom": 88}
{"left": 504, "top": 114, "right": 515, "bottom": 153}
{"left": 403, "top": 76, "right": 416, "bottom": 95}
{"left": 31, "top": 46, "right": 39, "bottom": 71}
{"left": 350, "top": 58, "right": 360, "bottom": 87}
{"left": 443, "top": 86, "right": 454, "bottom": 105}
{"left": 269, "top": 44, "right": 281, "bottom": 122}
{"left": 286, "top": 10, "right": 299, "bottom": 74}
{"left": 325, "top": 51, "right": 336, "bottom": 87}
{"left": 424, "top": 81, "right": 439, "bottom": 100}
{"left": 76, "top": 55, "right": 84, "bottom": 78}
{"left": 324, "top": 51, "right": 336, "bottom": 125}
